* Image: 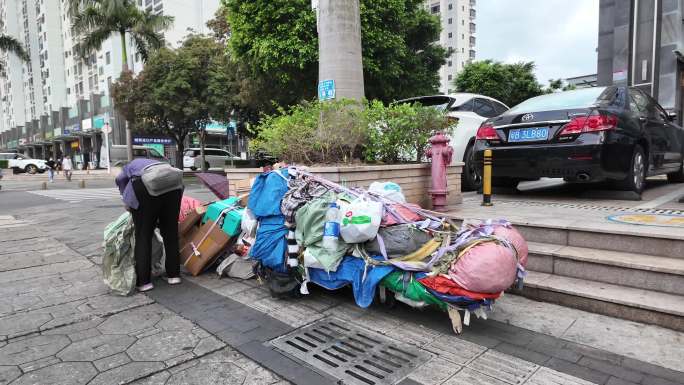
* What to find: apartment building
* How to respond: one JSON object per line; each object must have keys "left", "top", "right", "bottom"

{"left": 1, "top": 0, "right": 220, "bottom": 134}
{"left": 425, "top": 0, "right": 476, "bottom": 94}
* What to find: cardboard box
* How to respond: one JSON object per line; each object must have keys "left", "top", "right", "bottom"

{"left": 180, "top": 219, "right": 232, "bottom": 276}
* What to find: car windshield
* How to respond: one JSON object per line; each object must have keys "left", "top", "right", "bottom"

{"left": 506, "top": 87, "right": 608, "bottom": 115}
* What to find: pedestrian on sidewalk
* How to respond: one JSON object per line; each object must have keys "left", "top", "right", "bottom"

{"left": 115, "top": 158, "right": 184, "bottom": 292}
{"left": 45, "top": 158, "right": 56, "bottom": 182}
{"left": 62, "top": 156, "right": 73, "bottom": 181}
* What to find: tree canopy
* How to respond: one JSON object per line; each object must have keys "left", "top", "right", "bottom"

{"left": 453, "top": 60, "right": 545, "bottom": 107}
{"left": 223, "top": 0, "right": 448, "bottom": 109}
{"left": 111, "top": 35, "right": 236, "bottom": 167}
{"left": 70, "top": 0, "right": 173, "bottom": 66}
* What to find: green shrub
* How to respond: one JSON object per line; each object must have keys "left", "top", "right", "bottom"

{"left": 251, "top": 99, "right": 452, "bottom": 165}
{"left": 0, "top": 160, "right": 7, "bottom": 169}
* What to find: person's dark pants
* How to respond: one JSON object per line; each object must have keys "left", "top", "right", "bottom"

{"left": 131, "top": 178, "right": 182, "bottom": 286}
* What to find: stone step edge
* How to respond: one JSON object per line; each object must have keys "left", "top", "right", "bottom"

{"left": 527, "top": 242, "right": 684, "bottom": 276}
{"left": 446, "top": 215, "right": 684, "bottom": 242}
{"left": 523, "top": 271, "right": 684, "bottom": 318}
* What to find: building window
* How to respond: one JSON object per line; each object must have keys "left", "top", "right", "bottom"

{"left": 462, "top": 19, "right": 464, "bottom": 25}
{"left": 448, "top": 18, "right": 452, "bottom": 24}
{"left": 448, "top": 32, "right": 452, "bottom": 38}
{"left": 430, "top": 4, "right": 440, "bottom": 14}
{"left": 462, "top": 47, "right": 464, "bottom": 53}
{"left": 448, "top": 61, "right": 452, "bottom": 67}
{"left": 448, "top": 75, "right": 452, "bottom": 81}
{"left": 448, "top": 3, "right": 453, "bottom": 10}
{"left": 135, "top": 53, "right": 140, "bottom": 62}
{"left": 105, "top": 51, "right": 110, "bottom": 64}
{"left": 67, "top": 87, "right": 70, "bottom": 94}
{"left": 462, "top": 34, "right": 464, "bottom": 39}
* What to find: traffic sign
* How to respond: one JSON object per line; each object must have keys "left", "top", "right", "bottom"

{"left": 318, "top": 79, "right": 336, "bottom": 101}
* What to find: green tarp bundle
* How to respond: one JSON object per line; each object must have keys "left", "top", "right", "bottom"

{"left": 295, "top": 192, "right": 350, "bottom": 272}
{"left": 102, "top": 212, "right": 136, "bottom": 296}
{"left": 381, "top": 271, "right": 447, "bottom": 311}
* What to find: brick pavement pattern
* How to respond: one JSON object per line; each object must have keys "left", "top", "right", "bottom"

{"left": 0, "top": 201, "right": 683, "bottom": 385}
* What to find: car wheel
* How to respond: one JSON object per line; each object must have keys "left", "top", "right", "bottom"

{"left": 667, "top": 152, "right": 684, "bottom": 183}
{"left": 204, "top": 162, "right": 210, "bottom": 171}
{"left": 190, "top": 166, "right": 197, "bottom": 171}
{"left": 616, "top": 145, "right": 646, "bottom": 193}
{"left": 461, "top": 144, "right": 482, "bottom": 191}
{"left": 24, "top": 164, "right": 38, "bottom": 174}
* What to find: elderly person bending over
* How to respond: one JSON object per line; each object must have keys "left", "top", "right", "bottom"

{"left": 115, "top": 158, "right": 184, "bottom": 292}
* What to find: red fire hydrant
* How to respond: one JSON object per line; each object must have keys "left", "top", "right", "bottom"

{"left": 425, "top": 132, "right": 454, "bottom": 212}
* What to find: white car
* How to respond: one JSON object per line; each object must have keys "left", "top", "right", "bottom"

{"left": 398, "top": 94, "right": 509, "bottom": 190}
{"left": 183, "top": 148, "right": 240, "bottom": 170}
{"left": 0, "top": 153, "right": 47, "bottom": 174}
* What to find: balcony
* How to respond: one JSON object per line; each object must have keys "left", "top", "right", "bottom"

{"left": 469, "top": 36, "right": 476, "bottom": 48}
{"left": 470, "top": 22, "right": 476, "bottom": 34}
{"left": 470, "top": 0, "right": 476, "bottom": 7}
{"left": 470, "top": 8, "right": 476, "bottom": 20}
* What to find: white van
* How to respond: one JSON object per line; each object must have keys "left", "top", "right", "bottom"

{"left": 183, "top": 148, "right": 240, "bottom": 170}
{"left": 108, "top": 145, "right": 168, "bottom": 166}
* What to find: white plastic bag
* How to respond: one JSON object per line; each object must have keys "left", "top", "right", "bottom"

{"left": 368, "top": 181, "right": 406, "bottom": 203}
{"left": 340, "top": 197, "right": 382, "bottom": 243}
{"left": 241, "top": 207, "right": 258, "bottom": 237}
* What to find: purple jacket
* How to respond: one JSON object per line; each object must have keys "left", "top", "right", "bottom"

{"left": 115, "top": 158, "right": 161, "bottom": 209}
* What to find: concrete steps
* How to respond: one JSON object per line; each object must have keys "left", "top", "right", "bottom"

{"left": 519, "top": 272, "right": 684, "bottom": 331}
{"left": 526, "top": 242, "right": 684, "bottom": 295}
{"left": 514, "top": 223, "right": 684, "bottom": 259}
{"left": 487, "top": 221, "right": 684, "bottom": 331}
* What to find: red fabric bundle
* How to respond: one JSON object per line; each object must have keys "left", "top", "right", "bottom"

{"left": 419, "top": 275, "right": 502, "bottom": 300}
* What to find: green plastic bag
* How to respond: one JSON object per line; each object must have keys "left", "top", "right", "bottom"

{"left": 381, "top": 271, "right": 447, "bottom": 311}
{"left": 102, "top": 212, "right": 136, "bottom": 296}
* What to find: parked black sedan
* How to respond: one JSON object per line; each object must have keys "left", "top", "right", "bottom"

{"left": 474, "top": 86, "right": 684, "bottom": 193}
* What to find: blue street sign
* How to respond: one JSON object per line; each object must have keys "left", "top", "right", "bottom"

{"left": 318, "top": 79, "right": 336, "bottom": 101}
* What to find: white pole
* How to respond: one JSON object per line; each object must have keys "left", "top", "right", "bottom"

{"left": 103, "top": 112, "right": 111, "bottom": 174}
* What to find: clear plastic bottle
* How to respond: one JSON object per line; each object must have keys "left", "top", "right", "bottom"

{"left": 322, "top": 202, "right": 340, "bottom": 250}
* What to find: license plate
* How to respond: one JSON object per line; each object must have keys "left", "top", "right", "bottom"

{"left": 508, "top": 127, "right": 549, "bottom": 142}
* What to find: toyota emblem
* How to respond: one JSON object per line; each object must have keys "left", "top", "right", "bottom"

{"left": 521, "top": 113, "right": 534, "bottom": 122}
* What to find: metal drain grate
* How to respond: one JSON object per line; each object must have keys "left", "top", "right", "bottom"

{"left": 272, "top": 317, "right": 432, "bottom": 385}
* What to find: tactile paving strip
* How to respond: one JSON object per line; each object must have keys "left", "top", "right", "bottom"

{"left": 462, "top": 197, "right": 684, "bottom": 215}
{"left": 271, "top": 317, "right": 433, "bottom": 385}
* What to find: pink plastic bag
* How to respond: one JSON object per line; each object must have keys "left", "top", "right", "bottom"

{"left": 179, "top": 196, "right": 202, "bottom": 222}
{"left": 492, "top": 225, "right": 528, "bottom": 267}
{"left": 381, "top": 204, "right": 423, "bottom": 226}
{"left": 448, "top": 241, "right": 517, "bottom": 294}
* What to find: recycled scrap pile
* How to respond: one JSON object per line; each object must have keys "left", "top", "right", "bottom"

{"left": 178, "top": 166, "right": 529, "bottom": 334}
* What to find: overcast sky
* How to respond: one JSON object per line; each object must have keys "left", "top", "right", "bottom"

{"left": 476, "top": 0, "right": 599, "bottom": 85}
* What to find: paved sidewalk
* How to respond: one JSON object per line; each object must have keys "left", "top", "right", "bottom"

{"left": 1, "top": 200, "right": 683, "bottom": 385}
{"left": 0, "top": 213, "right": 286, "bottom": 385}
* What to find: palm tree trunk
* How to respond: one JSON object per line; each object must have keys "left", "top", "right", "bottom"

{"left": 317, "top": 0, "right": 364, "bottom": 101}
{"left": 120, "top": 31, "right": 133, "bottom": 162}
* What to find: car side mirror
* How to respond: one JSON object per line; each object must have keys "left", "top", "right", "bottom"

{"left": 667, "top": 111, "right": 677, "bottom": 122}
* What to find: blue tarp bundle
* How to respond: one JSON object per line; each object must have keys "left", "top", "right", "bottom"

{"left": 248, "top": 169, "right": 290, "bottom": 272}
{"left": 308, "top": 255, "right": 395, "bottom": 308}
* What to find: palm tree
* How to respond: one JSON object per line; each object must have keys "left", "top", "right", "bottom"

{"left": 0, "top": 34, "right": 30, "bottom": 74}
{"left": 69, "top": 0, "right": 173, "bottom": 160}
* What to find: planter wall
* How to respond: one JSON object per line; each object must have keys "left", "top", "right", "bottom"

{"left": 224, "top": 163, "right": 463, "bottom": 210}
